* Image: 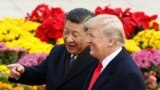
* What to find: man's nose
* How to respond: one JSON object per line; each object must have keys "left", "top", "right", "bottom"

{"left": 66, "top": 35, "right": 74, "bottom": 42}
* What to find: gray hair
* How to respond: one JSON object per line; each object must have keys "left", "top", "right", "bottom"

{"left": 84, "top": 14, "right": 125, "bottom": 47}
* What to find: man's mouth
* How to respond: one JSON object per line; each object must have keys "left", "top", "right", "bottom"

{"left": 67, "top": 44, "right": 75, "bottom": 49}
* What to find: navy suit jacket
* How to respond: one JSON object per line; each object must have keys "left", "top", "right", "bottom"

{"left": 83, "top": 48, "right": 145, "bottom": 90}
{"left": 9, "top": 44, "right": 98, "bottom": 90}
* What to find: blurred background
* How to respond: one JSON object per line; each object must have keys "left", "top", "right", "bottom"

{"left": 0, "top": 0, "right": 160, "bottom": 20}
{"left": 1, "top": 0, "right": 160, "bottom": 90}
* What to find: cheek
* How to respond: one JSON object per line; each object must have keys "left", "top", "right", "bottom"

{"left": 90, "top": 43, "right": 97, "bottom": 54}
{"left": 92, "top": 41, "right": 100, "bottom": 49}
{"left": 91, "top": 42, "right": 103, "bottom": 53}
{"left": 75, "top": 38, "right": 86, "bottom": 45}
{"left": 89, "top": 47, "right": 99, "bottom": 58}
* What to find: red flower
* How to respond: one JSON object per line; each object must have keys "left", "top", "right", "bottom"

{"left": 152, "top": 22, "right": 159, "bottom": 30}
{"left": 121, "top": 17, "right": 137, "bottom": 38}
{"left": 26, "top": 4, "right": 65, "bottom": 43}
{"left": 95, "top": 6, "right": 158, "bottom": 39}
{"left": 95, "top": 7, "right": 103, "bottom": 15}
{"left": 26, "top": 3, "right": 51, "bottom": 23}
{"left": 131, "top": 12, "right": 157, "bottom": 29}
{"left": 36, "top": 26, "right": 49, "bottom": 43}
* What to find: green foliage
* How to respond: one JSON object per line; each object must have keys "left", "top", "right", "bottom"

{"left": 0, "top": 49, "right": 27, "bottom": 65}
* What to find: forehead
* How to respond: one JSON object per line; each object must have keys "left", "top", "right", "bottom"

{"left": 87, "top": 26, "right": 103, "bottom": 34}
{"left": 65, "top": 20, "right": 84, "bottom": 32}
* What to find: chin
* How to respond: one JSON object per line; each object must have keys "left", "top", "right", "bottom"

{"left": 90, "top": 51, "right": 95, "bottom": 57}
{"left": 68, "top": 50, "right": 74, "bottom": 53}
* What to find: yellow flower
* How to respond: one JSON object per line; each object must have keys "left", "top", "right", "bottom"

{"left": 0, "top": 65, "right": 10, "bottom": 78}
{"left": 12, "top": 87, "right": 24, "bottom": 90}
{"left": 31, "top": 86, "right": 38, "bottom": 90}
{"left": 0, "top": 65, "right": 9, "bottom": 71}
{"left": 124, "top": 39, "right": 141, "bottom": 53}
{"left": 6, "top": 36, "right": 53, "bottom": 54}
{"left": 56, "top": 38, "right": 64, "bottom": 45}
{"left": 133, "top": 29, "right": 160, "bottom": 49}
{"left": 0, "top": 17, "right": 55, "bottom": 54}
{"left": 20, "top": 21, "right": 40, "bottom": 34}
{"left": 0, "top": 17, "right": 40, "bottom": 43}
{"left": 0, "top": 82, "right": 13, "bottom": 90}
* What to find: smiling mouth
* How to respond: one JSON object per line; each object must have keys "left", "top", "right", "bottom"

{"left": 67, "top": 44, "right": 75, "bottom": 49}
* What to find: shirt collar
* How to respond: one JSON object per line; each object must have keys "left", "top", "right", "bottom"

{"left": 101, "top": 47, "right": 122, "bottom": 71}
{"left": 70, "top": 54, "right": 78, "bottom": 59}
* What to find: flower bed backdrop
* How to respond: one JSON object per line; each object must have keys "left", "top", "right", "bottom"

{"left": 0, "top": 3, "right": 160, "bottom": 90}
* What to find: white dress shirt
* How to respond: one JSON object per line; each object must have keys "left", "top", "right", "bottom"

{"left": 101, "top": 47, "right": 122, "bottom": 72}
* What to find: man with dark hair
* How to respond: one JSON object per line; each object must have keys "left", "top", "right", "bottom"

{"left": 7, "top": 8, "right": 98, "bottom": 90}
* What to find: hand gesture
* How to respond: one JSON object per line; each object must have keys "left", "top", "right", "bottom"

{"left": 7, "top": 63, "right": 25, "bottom": 79}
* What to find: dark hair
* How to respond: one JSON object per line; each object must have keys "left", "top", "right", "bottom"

{"left": 66, "top": 8, "right": 94, "bottom": 24}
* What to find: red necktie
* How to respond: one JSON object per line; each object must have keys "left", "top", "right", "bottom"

{"left": 88, "top": 62, "right": 102, "bottom": 90}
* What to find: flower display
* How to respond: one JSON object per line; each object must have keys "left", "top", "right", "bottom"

{"left": 131, "top": 49, "right": 160, "bottom": 89}
{"left": 0, "top": 42, "right": 27, "bottom": 65}
{"left": 131, "top": 49, "right": 160, "bottom": 69}
{"left": 133, "top": 29, "right": 160, "bottom": 49}
{"left": 26, "top": 4, "right": 66, "bottom": 43}
{"left": 95, "top": 6, "right": 159, "bottom": 39}
{"left": 0, "top": 81, "right": 40, "bottom": 90}
{"left": 18, "top": 53, "right": 47, "bottom": 67}
{"left": 0, "top": 65, "right": 10, "bottom": 82}
{"left": 0, "top": 4, "right": 64, "bottom": 89}
{"left": 1, "top": 3, "right": 160, "bottom": 90}
{"left": 5, "top": 36, "right": 53, "bottom": 54}
{"left": 124, "top": 39, "right": 141, "bottom": 53}
{"left": 0, "top": 42, "right": 5, "bottom": 48}
{"left": 0, "top": 82, "right": 13, "bottom": 90}
{"left": 0, "top": 17, "right": 53, "bottom": 54}
{"left": 0, "top": 17, "right": 40, "bottom": 41}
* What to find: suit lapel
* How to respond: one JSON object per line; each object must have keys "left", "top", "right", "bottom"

{"left": 92, "top": 48, "right": 126, "bottom": 90}
{"left": 54, "top": 48, "right": 68, "bottom": 86}
{"left": 92, "top": 66, "right": 113, "bottom": 90}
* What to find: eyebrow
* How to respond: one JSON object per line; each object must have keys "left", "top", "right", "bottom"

{"left": 64, "top": 27, "right": 69, "bottom": 30}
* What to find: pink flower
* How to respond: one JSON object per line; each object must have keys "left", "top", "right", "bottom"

{"left": 143, "top": 72, "right": 149, "bottom": 79}
{"left": 131, "top": 49, "right": 160, "bottom": 69}
{"left": 149, "top": 71, "right": 157, "bottom": 76}
{"left": 0, "top": 42, "right": 6, "bottom": 48}
{"left": 18, "top": 53, "right": 47, "bottom": 67}
{"left": 148, "top": 75, "right": 157, "bottom": 89}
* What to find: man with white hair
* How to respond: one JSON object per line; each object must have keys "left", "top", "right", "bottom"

{"left": 83, "top": 14, "right": 145, "bottom": 90}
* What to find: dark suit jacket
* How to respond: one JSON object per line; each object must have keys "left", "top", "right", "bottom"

{"left": 9, "top": 44, "right": 98, "bottom": 90}
{"left": 83, "top": 48, "right": 145, "bottom": 90}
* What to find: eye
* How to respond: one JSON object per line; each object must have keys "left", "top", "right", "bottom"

{"left": 73, "top": 32, "right": 80, "bottom": 36}
{"left": 87, "top": 33, "right": 95, "bottom": 38}
{"left": 63, "top": 29, "right": 69, "bottom": 35}
{"left": 72, "top": 32, "right": 81, "bottom": 38}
